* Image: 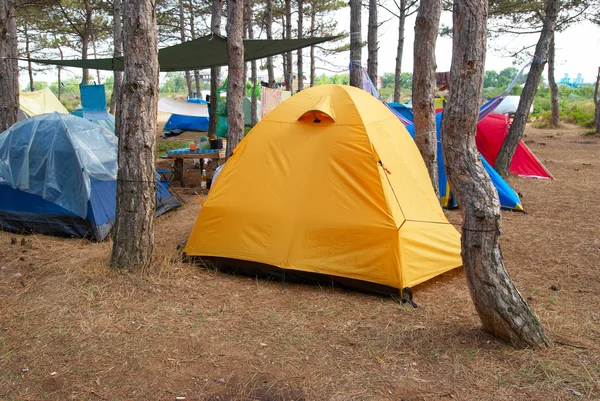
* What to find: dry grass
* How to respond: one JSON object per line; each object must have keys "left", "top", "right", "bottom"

{"left": 1, "top": 124, "right": 599, "bottom": 400}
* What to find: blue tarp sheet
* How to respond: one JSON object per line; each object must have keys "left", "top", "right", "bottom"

{"left": 164, "top": 98, "right": 209, "bottom": 132}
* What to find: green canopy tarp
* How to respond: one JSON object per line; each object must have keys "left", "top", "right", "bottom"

{"left": 23, "top": 35, "right": 337, "bottom": 72}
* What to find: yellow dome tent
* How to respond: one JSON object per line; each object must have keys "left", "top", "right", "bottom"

{"left": 185, "top": 84, "right": 461, "bottom": 291}
{"left": 19, "top": 88, "right": 68, "bottom": 117}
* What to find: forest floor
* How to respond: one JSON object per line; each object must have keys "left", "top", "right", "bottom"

{"left": 0, "top": 121, "right": 599, "bottom": 400}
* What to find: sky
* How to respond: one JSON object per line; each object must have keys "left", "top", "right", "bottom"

{"left": 18, "top": 7, "right": 600, "bottom": 88}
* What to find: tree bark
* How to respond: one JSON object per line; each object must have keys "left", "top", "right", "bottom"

{"left": 284, "top": 0, "right": 292, "bottom": 91}
{"left": 442, "top": 0, "right": 550, "bottom": 349}
{"left": 266, "top": 0, "right": 275, "bottom": 88}
{"left": 349, "top": 0, "right": 362, "bottom": 88}
{"left": 394, "top": 0, "right": 406, "bottom": 102}
{"left": 226, "top": 0, "right": 245, "bottom": 156}
{"left": 594, "top": 67, "right": 600, "bottom": 135}
{"left": 81, "top": 0, "right": 92, "bottom": 85}
{"left": 412, "top": 0, "right": 441, "bottom": 197}
{"left": 92, "top": 39, "right": 101, "bottom": 84}
{"left": 178, "top": 0, "right": 193, "bottom": 98}
{"left": 367, "top": 0, "right": 377, "bottom": 86}
{"left": 109, "top": 0, "right": 123, "bottom": 115}
{"left": 24, "top": 25, "right": 35, "bottom": 91}
{"left": 208, "top": 0, "right": 223, "bottom": 139}
{"left": 548, "top": 34, "right": 560, "bottom": 127}
{"left": 310, "top": 4, "right": 316, "bottom": 87}
{"left": 57, "top": 43, "right": 64, "bottom": 101}
{"left": 297, "top": 0, "right": 304, "bottom": 91}
{"left": 0, "top": 0, "right": 18, "bottom": 131}
{"left": 110, "top": 0, "right": 159, "bottom": 269}
{"left": 495, "top": 0, "right": 559, "bottom": 177}
{"left": 245, "top": 0, "right": 258, "bottom": 125}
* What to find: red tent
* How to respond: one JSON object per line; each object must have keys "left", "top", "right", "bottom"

{"left": 476, "top": 114, "right": 553, "bottom": 179}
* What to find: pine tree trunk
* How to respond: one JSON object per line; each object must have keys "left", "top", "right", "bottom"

{"left": 208, "top": 0, "right": 222, "bottom": 139}
{"left": 594, "top": 67, "right": 600, "bottom": 135}
{"left": 367, "top": 0, "right": 377, "bottom": 86}
{"left": 349, "top": 0, "right": 362, "bottom": 88}
{"left": 412, "top": 0, "right": 441, "bottom": 196}
{"left": 442, "top": 0, "right": 550, "bottom": 349}
{"left": 394, "top": 0, "right": 406, "bottom": 102}
{"left": 284, "top": 0, "right": 292, "bottom": 91}
{"left": 297, "top": 0, "right": 304, "bottom": 91}
{"left": 0, "top": 0, "right": 18, "bottom": 131}
{"left": 109, "top": 0, "right": 123, "bottom": 115}
{"left": 57, "top": 45, "right": 64, "bottom": 100}
{"left": 245, "top": 0, "right": 258, "bottom": 125}
{"left": 82, "top": 0, "right": 92, "bottom": 85}
{"left": 188, "top": 0, "right": 201, "bottom": 97}
{"left": 25, "top": 26, "right": 34, "bottom": 91}
{"left": 266, "top": 0, "right": 275, "bottom": 88}
{"left": 178, "top": 0, "right": 193, "bottom": 98}
{"left": 495, "top": 0, "right": 559, "bottom": 177}
{"left": 548, "top": 34, "right": 560, "bottom": 127}
{"left": 310, "top": 5, "right": 315, "bottom": 87}
{"left": 110, "top": 0, "right": 159, "bottom": 269}
{"left": 225, "top": 0, "right": 245, "bottom": 156}
{"left": 92, "top": 40, "right": 101, "bottom": 84}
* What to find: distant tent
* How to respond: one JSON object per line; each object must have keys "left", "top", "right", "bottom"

{"left": 71, "top": 108, "right": 116, "bottom": 133}
{"left": 19, "top": 88, "right": 68, "bottom": 117}
{"left": 164, "top": 98, "right": 209, "bottom": 132}
{"left": 476, "top": 114, "right": 552, "bottom": 179}
{"left": 243, "top": 96, "right": 262, "bottom": 126}
{"left": 406, "top": 112, "right": 523, "bottom": 211}
{"left": 0, "top": 113, "right": 181, "bottom": 240}
{"left": 387, "top": 102, "right": 414, "bottom": 122}
{"left": 185, "top": 85, "right": 462, "bottom": 292}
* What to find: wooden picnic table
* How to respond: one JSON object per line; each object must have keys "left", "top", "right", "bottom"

{"left": 165, "top": 149, "right": 226, "bottom": 187}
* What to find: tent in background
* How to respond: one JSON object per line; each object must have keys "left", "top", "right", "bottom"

{"left": 476, "top": 114, "right": 552, "bottom": 179}
{"left": 71, "top": 108, "right": 116, "bottom": 133}
{"left": 0, "top": 113, "right": 181, "bottom": 240}
{"left": 387, "top": 102, "right": 414, "bottom": 122}
{"left": 406, "top": 112, "right": 523, "bottom": 211}
{"left": 164, "top": 98, "right": 210, "bottom": 132}
{"left": 19, "top": 88, "right": 67, "bottom": 117}
{"left": 185, "top": 84, "right": 462, "bottom": 292}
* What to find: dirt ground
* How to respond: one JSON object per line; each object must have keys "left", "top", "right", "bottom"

{"left": 1, "top": 122, "right": 599, "bottom": 400}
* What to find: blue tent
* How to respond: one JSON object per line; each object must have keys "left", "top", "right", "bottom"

{"left": 164, "top": 98, "right": 209, "bottom": 132}
{"left": 0, "top": 113, "right": 181, "bottom": 240}
{"left": 71, "top": 108, "right": 116, "bottom": 133}
{"left": 405, "top": 112, "right": 522, "bottom": 211}
{"left": 387, "top": 102, "right": 414, "bottom": 122}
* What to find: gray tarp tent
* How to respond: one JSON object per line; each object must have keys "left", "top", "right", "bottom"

{"left": 22, "top": 34, "right": 338, "bottom": 72}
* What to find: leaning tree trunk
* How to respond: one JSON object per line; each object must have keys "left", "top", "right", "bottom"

{"left": 394, "top": 0, "right": 406, "bottom": 102}
{"left": 442, "top": 0, "right": 550, "bottom": 349}
{"left": 208, "top": 0, "right": 223, "bottom": 139}
{"left": 0, "top": 0, "right": 18, "bottom": 131}
{"left": 495, "top": 0, "right": 559, "bottom": 177}
{"left": 412, "top": 0, "right": 441, "bottom": 197}
{"left": 266, "top": 0, "right": 275, "bottom": 88}
{"left": 57, "top": 44, "right": 64, "bottom": 100}
{"left": 110, "top": 0, "right": 159, "bottom": 269}
{"left": 594, "top": 67, "right": 600, "bottom": 135}
{"left": 109, "top": 0, "right": 123, "bottom": 114}
{"left": 245, "top": 0, "right": 258, "bottom": 125}
{"left": 297, "top": 0, "right": 304, "bottom": 91}
{"left": 548, "top": 34, "right": 560, "bottom": 127}
{"left": 225, "top": 0, "right": 245, "bottom": 156}
{"left": 367, "top": 0, "right": 377, "bottom": 86}
{"left": 178, "top": 0, "right": 193, "bottom": 98}
{"left": 284, "top": 0, "right": 292, "bottom": 91}
{"left": 349, "top": 0, "right": 362, "bottom": 88}
{"left": 310, "top": 4, "right": 316, "bottom": 87}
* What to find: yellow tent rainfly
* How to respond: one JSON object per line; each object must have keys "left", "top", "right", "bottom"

{"left": 185, "top": 84, "right": 462, "bottom": 292}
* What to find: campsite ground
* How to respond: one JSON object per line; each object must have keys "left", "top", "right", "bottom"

{"left": 1, "top": 122, "right": 599, "bottom": 400}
